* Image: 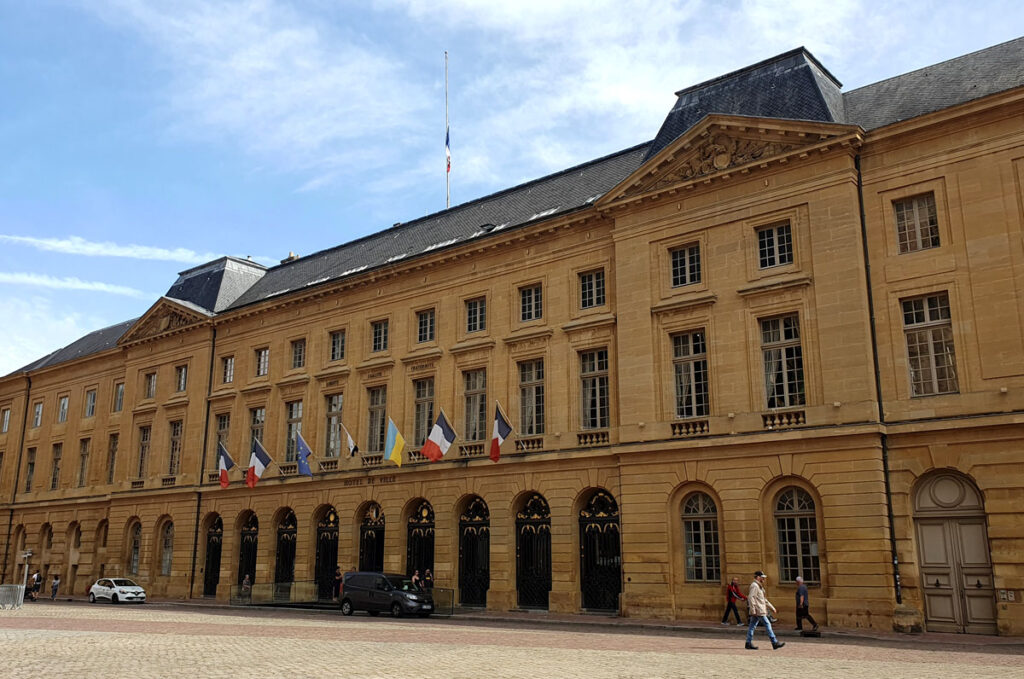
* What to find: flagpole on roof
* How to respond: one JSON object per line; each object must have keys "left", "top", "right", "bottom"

{"left": 445, "top": 50, "right": 450, "bottom": 209}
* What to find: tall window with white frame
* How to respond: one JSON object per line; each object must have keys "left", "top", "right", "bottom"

{"left": 50, "top": 442, "right": 63, "bottom": 490}
{"left": 144, "top": 372, "right": 157, "bottom": 399}
{"left": 902, "top": 292, "right": 958, "bottom": 396}
{"left": 161, "top": 523, "right": 174, "bottom": 576}
{"left": 168, "top": 420, "right": 183, "bottom": 475}
{"left": 106, "top": 434, "right": 118, "bottom": 485}
{"left": 367, "top": 386, "right": 387, "bottom": 453}
{"left": 775, "top": 487, "right": 820, "bottom": 583}
{"left": 520, "top": 284, "right": 543, "bottom": 322}
{"left": 1, "top": 407, "right": 10, "bottom": 433}
{"left": 57, "top": 395, "right": 69, "bottom": 423}
{"left": 671, "top": 243, "right": 701, "bottom": 287}
{"left": 580, "top": 349, "right": 609, "bottom": 429}
{"left": 84, "top": 389, "right": 97, "bottom": 418}
{"left": 216, "top": 413, "right": 230, "bottom": 450}
{"left": 894, "top": 192, "right": 940, "bottom": 254}
{"left": 417, "top": 309, "right": 435, "bottom": 343}
{"left": 129, "top": 523, "right": 142, "bottom": 575}
{"left": 175, "top": 365, "right": 188, "bottom": 392}
{"left": 329, "top": 330, "right": 346, "bottom": 361}
{"left": 324, "top": 394, "right": 343, "bottom": 458}
{"left": 579, "top": 270, "right": 606, "bottom": 309}
{"left": 222, "top": 356, "right": 234, "bottom": 384}
{"left": 466, "top": 298, "right": 486, "bottom": 333}
{"left": 672, "top": 330, "right": 709, "bottom": 418}
{"left": 25, "top": 448, "right": 36, "bottom": 491}
{"left": 137, "top": 426, "right": 151, "bottom": 479}
{"left": 413, "top": 378, "right": 435, "bottom": 447}
{"left": 518, "top": 359, "right": 545, "bottom": 435}
{"left": 112, "top": 383, "right": 124, "bottom": 412}
{"left": 682, "top": 492, "right": 720, "bottom": 582}
{"left": 78, "top": 438, "right": 90, "bottom": 487}
{"left": 371, "top": 320, "right": 389, "bottom": 353}
{"left": 290, "top": 339, "right": 306, "bottom": 369}
{"left": 463, "top": 369, "right": 487, "bottom": 441}
{"left": 249, "top": 407, "right": 266, "bottom": 447}
{"left": 32, "top": 402, "right": 42, "bottom": 428}
{"left": 757, "top": 221, "right": 793, "bottom": 269}
{"left": 255, "top": 348, "right": 269, "bottom": 377}
{"left": 285, "top": 401, "right": 303, "bottom": 461}
{"left": 761, "top": 314, "right": 805, "bottom": 409}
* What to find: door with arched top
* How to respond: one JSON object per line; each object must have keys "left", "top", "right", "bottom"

{"left": 237, "top": 514, "right": 259, "bottom": 586}
{"left": 203, "top": 517, "right": 223, "bottom": 597}
{"left": 459, "top": 497, "right": 490, "bottom": 607}
{"left": 315, "top": 508, "right": 339, "bottom": 601}
{"left": 359, "top": 503, "right": 385, "bottom": 572}
{"left": 406, "top": 500, "right": 435, "bottom": 577}
{"left": 579, "top": 490, "right": 621, "bottom": 611}
{"left": 914, "top": 472, "right": 996, "bottom": 634}
{"left": 516, "top": 493, "right": 551, "bottom": 609}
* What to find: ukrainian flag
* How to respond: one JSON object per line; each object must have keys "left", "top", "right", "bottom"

{"left": 384, "top": 418, "right": 404, "bottom": 467}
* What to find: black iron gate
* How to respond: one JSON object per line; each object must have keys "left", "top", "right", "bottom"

{"left": 406, "top": 500, "right": 435, "bottom": 577}
{"left": 516, "top": 493, "right": 551, "bottom": 609}
{"left": 274, "top": 510, "right": 297, "bottom": 600}
{"left": 203, "top": 516, "right": 223, "bottom": 597}
{"left": 237, "top": 513, "right": 259, "bottom": 586}
{"left": 359, "top": 503, "right": 385, "bottom": 572}
{"left": 579, "top": 490, "right": 621, "bottom": 611}
{"left": 315, "top": 508, "right": 339, "bottom": 601}
{"left": 459, "top": 496, "right": 490, "bottom": 607}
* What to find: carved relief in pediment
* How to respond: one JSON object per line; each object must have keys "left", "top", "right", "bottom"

{"left": 122, "top": 306, "right": 206, "bottom": 344}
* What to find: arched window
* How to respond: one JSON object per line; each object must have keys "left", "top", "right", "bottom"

{"left": 682, "top": 492, "right": 720, "bottom": 582}
{"left": 775, "top": 487, "right": 820, "bottom": 583}
{"left": 129, "top": 523, "right": 142, "bottom": 575}
{"left": 160, "top": 523, "right": 175, "bottom": 576}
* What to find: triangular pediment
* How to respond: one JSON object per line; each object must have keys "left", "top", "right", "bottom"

{"left": 118, "top": 297, "right": 212, "bottom": 345}
{"left": 599, "top": 114, "right": 862, "bottom": 206}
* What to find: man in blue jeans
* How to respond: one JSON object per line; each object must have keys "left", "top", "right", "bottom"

{"left": 745, "top": 570, "right": 785, "bottom": 650}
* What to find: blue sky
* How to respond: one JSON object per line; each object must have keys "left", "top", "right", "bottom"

{"left": 1, "top": 0, "right": 1022, "bottom": 375}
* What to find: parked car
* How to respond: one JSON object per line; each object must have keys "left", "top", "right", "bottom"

{"left": 88, "top": 578, "right": 147, "bottom": 604}
{"left": 339, "top": 572, "right": 432, "bottom": 617}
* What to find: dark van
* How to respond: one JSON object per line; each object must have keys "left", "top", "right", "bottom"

{"left": 340, "top": 572, "right": 433, "bottom": 617}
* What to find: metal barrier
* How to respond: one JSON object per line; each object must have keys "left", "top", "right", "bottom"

{"left": 0, "top": 585, "right": 26, "bottom": 610}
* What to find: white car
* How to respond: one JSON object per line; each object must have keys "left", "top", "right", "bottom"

{"left": 88, "top": 578, "right": 147, "bottom": 604}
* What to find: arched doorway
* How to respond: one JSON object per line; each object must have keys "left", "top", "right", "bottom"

{"left": 127, "top": 522, "right": 142, "bottom": 576}
{"left": 516, "top": 493, "right": 551, "bottom": 609}
{"left": 406, "top": 500, "right": 435, "bottom": 577}
{"left": 459, "top": 496, "right": 490, "bottom": 607}
{"left": 274, "top": 510, "right": 297, "bottom": 599}
{"left": 579, "top": 489, "right": 621, "bottom": 612}
{"left": 203, "top": 516, "right": 223, "bottom": 597}
{"left": 66, "top": 522, "right": 82, "bottom": 595}
{"left": 359, "top": 503, "right": 385, "bottom": 572}
{"left": 237, "top": 513, "right": 258, "bottom": 586}
{"left": 315, "top": 507, "right": 339, "bottom": 601}
{"left": 914, "top": 472, "right": 996, "bottom": 634}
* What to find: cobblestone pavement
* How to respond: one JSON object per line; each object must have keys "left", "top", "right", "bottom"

{"left": 1, "top": 602, "right": 1021, "bottom": 679}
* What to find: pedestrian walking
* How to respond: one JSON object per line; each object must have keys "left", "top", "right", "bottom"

{"left": 333, "top": 567, "right": 343, "bottom": 600}
{"left": 423, "top": 569, "right": 434, "bottom": 590}
{"left": 721, "top": 577, "right": 747, "bottom": 625}
{"left": 794, "top": 576, "right": 819, "bottom": 631}
{"left": 745, "top": 571, "right": 784, "bottom": 650}
{"left": 411, "top": 569, "right": 422, "bottom": 590}
{"left": 50, "top": 574, "right": 61, "bottom": 600}
{"left": 240, "top": 573, "right": 252, "bottom": 603}
{"left": 30, "top": 570, "right": 41, "bottom": 601}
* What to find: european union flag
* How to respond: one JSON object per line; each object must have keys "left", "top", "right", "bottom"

{"left": 295, "top": 433, "right": 314, "bottom": 477}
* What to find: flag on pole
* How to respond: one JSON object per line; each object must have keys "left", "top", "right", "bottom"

{"left": 217, "top": 442, "right": 235, "bottom": 489}
{"left": 342, "top": 424, "right": 359, "bottom": 457}
{"left": 384, "top": 418, "right": 405, "bottom": 467}
{"left": 246, "top": 438, "right": 272, "bottom": 488}
{"left": 490, "top": 402, "right": 513, "bottom": 462}
{"left": 421, "top": 410, "right": 457, "bottom": 462}
{"left": 445, "top": 126, "right": 451, "bottom": 174}
{"left": 295, "top": 433, "right": 314, "bottom": 477}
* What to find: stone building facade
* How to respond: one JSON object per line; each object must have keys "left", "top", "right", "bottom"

{"left": 2, "top": 39, "right": 1023, "bottom": 635}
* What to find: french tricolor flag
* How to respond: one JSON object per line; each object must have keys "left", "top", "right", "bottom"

{"left": 217, "top": 442, "right": 235, "bottom": 489}
{"left": 445, "top": 126, "right": 451, "bottom": 174}
{"left": 490, "top": 402, "right": 512, "bottom": 462}
{"left": 421, "top": 410, "right": 457, "bottom": 462}
{"left": 246, "top": 438, "right": 272, "bottom": 489}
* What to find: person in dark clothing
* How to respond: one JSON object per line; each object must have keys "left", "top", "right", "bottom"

{"left": 333, "top": 567, "right": 343, "bottom": 600}
{"left": 795, "top": 576, "right": 819, "bottom": 631}
{"left": 721, "top": 577, "right": 747, "bottom": 625}
{"left": 423, "top": 569, "right": 434, "bottom": 589}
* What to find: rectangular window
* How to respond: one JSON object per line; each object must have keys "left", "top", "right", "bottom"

{"left": 417, "top": 309, "right": 436, "bottom": 343}
{"left": 579, "top": 270, "right": 606, "bottom": 309}
{"left": 57, "top": 396, "right": 69, "bottom": 423}
{"left": 895, "top": 193, "right": 940, "bottom": 254}
{"left": 413, "top": 378, "right": 435, "bottom": 447}
{"left": 757, "top": 222, "right": 793, "bottom": 269}
{"left": 78, "top": 438, "right": 91, "bottom": 487}
{"left": 255, "top": 348, "right": 269, "bottom": 377}
{"left": 25, "top": 448, "right": 36, "bottom": 491}
{"left": 285, "top": 400, "right": 303, "bottom": 462}
{"left": 902, "top": 292, "right": 958, "bottom": 396}
{"left": 222, "top": 356, "right": 235, "bottom": 384}
{"left": 466, "top": 298, "right": 487, "bottom": 333}
{"left": 371, "top": 320, "right": 389, "bottom": 353}
{"left": 250, "top": 407, "right": 266, "bottom": 447}
{"left": 291, "top": 339, "right": 306, "bottom": 369}
{"left": 520, "top": 284, "right": 543, "bottom": 322}
{"left": 463, "top": 369, "right": 487, "bottom": 441}
{"left": 367, "top": 386, "right": 387, "bottom": 452}
{"left": 168, "top": 420, "right": 183, "bottom": 475}
{"left": 113, "top": 383, "right": 124, "bottom": 412}
{"left": 106, "top": 434, "right": 119, "bottom": 485}
{"left": 580, "top": 349, "right": 610, "bottom": 429}
{"left": 330, "top": 330, "right": 346, "bottom": 361}
{"left": 137, "top": 426, "right": 151, "bottom": 479}
{"left": 518, "top": 359, "right": 545, "bottom": 435}
{"left": 32, "top": 402, "right": 43, "bottom": 428}
{"left": 761, "top": 314, "right": 805, "bottom": 408}
{"left": 84, "top": 390, "right": 97, "bottom": 418}
{"left": 671, "top": 243, "right": 702, "bottom": 287}
{"left": 1, "top": 407, "right": 10, "bottom": 433}
{"left": 324, "top": 394, "right": 343, "bottom": 458}
{"left": 673, "top": 330, "right": 709, "bottom": 418}
{"left": 144, "top": 372, "right": 157, "bottom": 399}
{"left": 215, "top": 414, "right": 231, "bottom": 461}
{"left": 50, "top": 442, "right": 63, "bottom": 490}
{"left": 175, "top": 365, "right": 188, "bottom": 392}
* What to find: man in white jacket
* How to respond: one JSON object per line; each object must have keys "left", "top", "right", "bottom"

{"left": 745, "top": 570, "right": 785, "bottom": 650}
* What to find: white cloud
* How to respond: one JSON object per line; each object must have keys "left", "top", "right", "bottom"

{"left": 0, "top": 234, "right": 221, "bottom": 264}
{"left": 0, "top": 272, "right": 151, "bottom": 299}
{"left": 0, "top": 297, "right": 106, "bottom": 376}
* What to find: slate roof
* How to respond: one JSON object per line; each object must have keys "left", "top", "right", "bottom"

{"left": 7, "top": 318, "right": 137, "bottom": 376}
{"left": 165, "top": 256, "right": 267, "bottom": 313}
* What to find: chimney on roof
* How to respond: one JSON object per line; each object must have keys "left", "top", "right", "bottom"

{"left": 280, "top": 251, "right": 299, "bottom": 264}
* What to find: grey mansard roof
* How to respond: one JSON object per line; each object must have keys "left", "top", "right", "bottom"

{"left": 165, "top": 256, "right": 267, "bottom": 313}
{"left": 8, "top": 318, "right": 138, "bottom": 376}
